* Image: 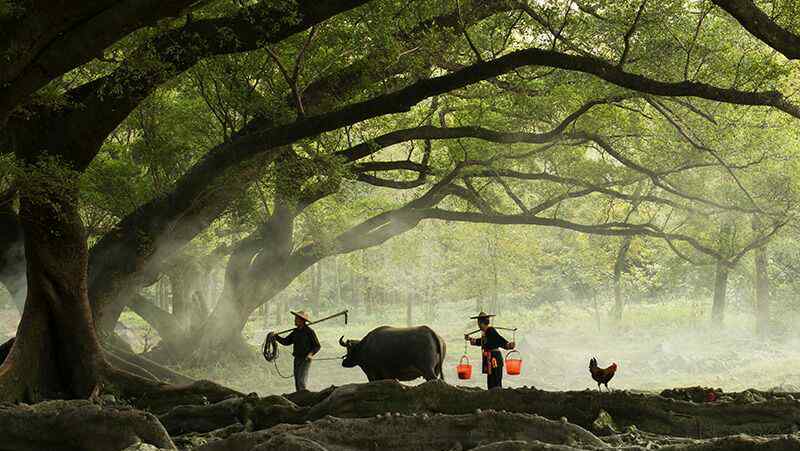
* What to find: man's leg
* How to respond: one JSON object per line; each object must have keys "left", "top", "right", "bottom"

{"left": 488, "top": 369, "right": 502, "bottom": 389}
{"left": 294, "top": 357, "right": 310, "bottom": 391}
{"left": 495, "top": 366, "right": 503, "bottom": 389}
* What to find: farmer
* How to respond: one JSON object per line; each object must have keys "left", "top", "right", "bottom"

{"left": 274, "top": 310, "right": 321, "bottom": 392}
{"left": 464, "top": 311, "right": 515, "bottom": 390}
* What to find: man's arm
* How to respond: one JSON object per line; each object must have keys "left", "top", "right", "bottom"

{"left": 274, "top": 330, "right": 294, "bottom": 346}
{"left": 308, "top": 329, "right": 321, "bottom": 359}
{"left": 465, "top": 335, "right": 481, "bottom": 346}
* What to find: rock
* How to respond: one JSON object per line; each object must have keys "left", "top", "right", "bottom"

{"left": 770, "top": 384, "right": 800, "bottom": 393}
{"left": 591, "top": 409, "right": 619, "bottom": 436}
{"left": 740, "top": 390, "right": 767, "bottom": 403}
{"left": 121, "top": 444, "right": 167, "bottom": 451}
{"left": 660, "top": 386, "right": 723, "bottom": 403}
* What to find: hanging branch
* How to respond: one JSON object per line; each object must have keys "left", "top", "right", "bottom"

{"left": 457, "top": 0, "right": 484, "bottom": 62}
{"left": 683, "top": 4, "right": 712, "bottom": 80}
{"left": 266, "top": 26, "right": 318, "bottom": 117}
{"left": 618, "top": 0, "right": 648, "bottom": 67}
{"left": 646, "top": 97, "right": 762, "bottom": 212}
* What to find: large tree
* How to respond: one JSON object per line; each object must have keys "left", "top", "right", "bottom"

{"left": 2, "top": 0, "right": 800, "bottom": 401}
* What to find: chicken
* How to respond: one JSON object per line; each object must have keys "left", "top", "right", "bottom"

{"left": 589, "top": 357, "right": 617, "bottom": 391}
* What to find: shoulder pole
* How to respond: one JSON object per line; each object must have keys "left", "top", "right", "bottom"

{"left": 274, "top": 309, "right": 349, "bottom": 335}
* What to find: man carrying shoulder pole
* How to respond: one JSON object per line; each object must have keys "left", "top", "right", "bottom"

{"left": 274, "top": 310, "right": 321, "bottom": 392}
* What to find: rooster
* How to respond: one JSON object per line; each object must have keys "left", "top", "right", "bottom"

{"left": 589, "top": 357, "right": 618, "bottom": 391}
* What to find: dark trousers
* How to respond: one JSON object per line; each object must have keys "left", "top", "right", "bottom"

{"left": 487, "top": 366, "right": 503, "bottom": 389}
{"left": 293, "top": 357, "right": 311, "bottom": 392}
{"left": 484, "top": 351, "right": 503, "bottom": 389}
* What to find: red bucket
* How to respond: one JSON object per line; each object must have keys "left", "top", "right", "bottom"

{"left": 505, "top": 350, "right": 522, "bottom": 375}
{"left": 456, "top": 355, "right": 472, "bottom": 380}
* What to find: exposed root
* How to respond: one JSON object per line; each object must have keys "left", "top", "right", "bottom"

{"left": 101, "top": 366, "right": 243, "bottom": 415}
{"left": 469, "top": 435, "right": 800, "bottom": 451}
{"left": 285, "top": 386, "right": 337, "bottom": 407}
{"left": 194, "top": 410, "right": 607, "bottom": 451}
{"left": 0, "top": 399, "right": 175, "bottom": 451}
{"left": 303, "top": 380, "right": 800, "bottom": 438}
{"left": 103, "top": 342, "right": 195, "bottom": 385}
{"left": 152, "top": 380, "right": 800, "bottom": 441}
{"left": 470, "top": 442, "right": 593, "bottom": 451}
{"left": 159, "top": 393, "right": 305, "bottom": 435}
{"left": 660, "top": 434, "right": 800, "bottom": 450}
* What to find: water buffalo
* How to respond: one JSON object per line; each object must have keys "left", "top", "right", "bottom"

{"left": 339, "top": 325, "right": 446, "bottom": 382}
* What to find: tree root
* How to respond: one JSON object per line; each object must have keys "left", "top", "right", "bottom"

{"left": 103, "top": 341, "right": 195, "bottom": 385}
{"left": 303, "top": 381, "right": 800, "bottom": 438}
{"left": 470, "top": 441, "right": 594, "bottom": 451}
{"left": 470, "top": 435, "right": 800, "bottom": 451}
{"left": 159, "top": 393, "right": 306, "bottom": 435}
{"left": 659, "top": 434, "right": 800, "bottom": 450}
{"left": 0, "top": 399, "right": 175, "bottom": 451}
{"left": 285, "top": 386, "right": 337, "bottom": 407}
{"left": 194, "top": 410, "right": 607, "bottom": 451}
{"left": 153, "top": 380, "right": 800, "bottom": 440}
{"left": 101, "top": 366, "right": 243, "bottom": 415}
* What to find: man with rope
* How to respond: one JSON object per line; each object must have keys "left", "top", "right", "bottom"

{"left": 273, "top": 310, "right": 321, "bottom": 392}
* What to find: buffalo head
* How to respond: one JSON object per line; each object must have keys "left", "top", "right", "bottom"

{"left": 339, "top": 335, "right": 361, "bottom": 368}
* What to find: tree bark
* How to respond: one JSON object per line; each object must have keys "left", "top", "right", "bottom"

{"left": 0, "top": 182, "right": 103, "bottom": 402}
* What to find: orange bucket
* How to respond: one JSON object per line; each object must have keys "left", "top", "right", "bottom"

{"left": 505, "top": 350, "right": 522, "bottom": 375}
{"left": 456, "top": 355, "right": 472, "bottom": 380}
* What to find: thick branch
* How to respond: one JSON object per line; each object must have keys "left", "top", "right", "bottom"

{"left": 0, "top": 0, "right": 197, "bottom": 123}
{"left": 712, "top": 0, "right": 800, "bottom": 60}
{"left": 19, "top": 0, "right": 373, "bottom": 167}
{"left": 336, "top": 95, "right": 627, "bottom": 162}
{"left": 419, "top": 208, "right": 723, "bottom": 259}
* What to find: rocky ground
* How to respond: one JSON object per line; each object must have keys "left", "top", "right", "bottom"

{"left": 6, "top": 381, "right": 800, "bottom": 451}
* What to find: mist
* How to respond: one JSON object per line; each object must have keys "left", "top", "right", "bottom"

{"left": 4, "top": 220, "right": 796, "bottom": 396}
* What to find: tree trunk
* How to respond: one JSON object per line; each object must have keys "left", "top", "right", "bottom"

{"left": 0, "top": 184, "right": 103, "bottom": 402}
{"left": 754, "top": 244, "right": 770, "bottom": 337}
{"left": 127, "top": 293, "right": 184, "bottom": 350}
{"left": 711, "top": 220, "right": 733, "bottom": 324}
{"left": 406, "top": 289, "right": 413, "bottom": 327}
{"left": 310, "top": 261, "right": 322, "bottom": 316}
{"left": 168, "top": 260, "right": 207, "bottom": 335}
{"left": 490, "top": 234, "right": 499, "bottom": 313}
{"left": 0, "top": 202, "right": 26, "bottom": 313}
{"left": 710, "top": 260, "right": 729, "bottom": 323}
{"left": 335, "top": 256, "right": 343, "bottom": 306}
{"left": 611, "top": 236, "right": 632, "bottom": 322}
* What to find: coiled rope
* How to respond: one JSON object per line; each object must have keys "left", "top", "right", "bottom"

{"left": 262, "top": 332, "right": 293, "bottom": 379}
